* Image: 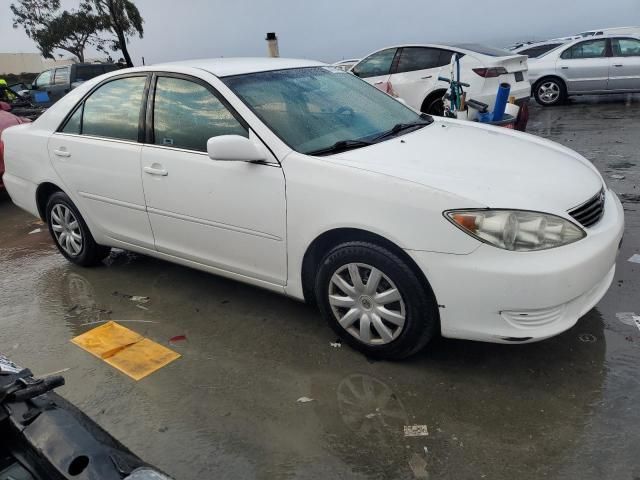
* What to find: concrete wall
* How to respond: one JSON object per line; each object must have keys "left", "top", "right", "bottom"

{"left": 1, "top": 53, "right": 110, "bottom": 75}
{"left": 0, "top": 53, "right": 44, "bottom": 75}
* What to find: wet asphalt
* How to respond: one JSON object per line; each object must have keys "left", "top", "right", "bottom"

{"left": 1, "top": 94, "right": 640, "bottom": 480}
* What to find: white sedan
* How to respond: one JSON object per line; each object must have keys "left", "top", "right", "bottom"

{"left": 2, "top": 58, "right": 624, "bottom": 359}
{"left": 351, "top": 44, "right": 531, "bottom": 116}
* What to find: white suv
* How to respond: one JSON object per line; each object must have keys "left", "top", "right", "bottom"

{"left": 351, "top": 43, "right": 531, "bottom": 116}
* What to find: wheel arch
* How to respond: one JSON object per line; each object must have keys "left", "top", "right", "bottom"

{"left": 420, "top": 89, "right": 448, "bottom": 114}
{"left": 300, "top": 227, "right": 436, "bottom": 307}
{"left": 35, "top": 181, "right": 64, "bottom": 221}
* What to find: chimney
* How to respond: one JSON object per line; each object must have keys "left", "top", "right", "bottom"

{"left": 266, "top": 32, "right": 279, "bottom": 58}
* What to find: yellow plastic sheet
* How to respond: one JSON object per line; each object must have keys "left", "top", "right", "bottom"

{"left": 71, "top": 321, "right": 180, "bottom": 380}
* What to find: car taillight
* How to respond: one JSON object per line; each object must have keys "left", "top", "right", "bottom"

{"left": 472, "top": 67, "right": 508, "bottom": 78}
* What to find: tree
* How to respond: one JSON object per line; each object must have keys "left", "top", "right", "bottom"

{"left": 91, "top": 0, "right": 143, "bottom": 68}
{"left": 11, "top": 0, "right": 105, "bottom": 63}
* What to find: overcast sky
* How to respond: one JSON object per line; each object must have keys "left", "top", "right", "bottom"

{"left": 2, "top": 0, "right": 640, "bottom": 64}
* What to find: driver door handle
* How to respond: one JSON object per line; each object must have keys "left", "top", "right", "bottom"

{"left": 421, "top": 75, "right": 433, "bottom": 79}
{"left": 374, "top": 81, "right": 384, "bottom": 85}
{"left": 613, "top": 64, "right": 624, "bottom": 67}
{"left": 143, "top": 166, "right": 168, "bottom": 176}
{"left": 53, "top": 149, "right": 71, "bottom": 158}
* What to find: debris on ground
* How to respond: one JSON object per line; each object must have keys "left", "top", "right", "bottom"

{"left": 71, "top": 321, "right": 180, "bottom": 380}
{"left": 629, "top": 254, "right": 640, "bottom": 264}
{"left": 615, "top": 312, "right": 640, "bottom": 328}
{"left": 28, "top": 228, "right": 41, "bottom": 234}
{"left": 330, "top": 340, "right": 342, "bottom": 348}
{"left": 408, "top": 452, "right": 429, "bottom": 479}
{"left": 169, "top": 335, "right": 187, "bottom": 344}
{"left": 130, "top": 296, "right": 150, "bottom": 303}
{"left": 296, "top": 396, "right": 314, "bottom": 403}
{"left": 404, "top": 425, "right": 429, "bottom": 437}
{"left": 136, "top": 305, "right": 149, "bottom": 311}
{"left": 610, "top": 174, "right": 625, "bottom": 180}
{"left": 112, "top": 291, "right": 151, "bottom": 303}
{"left": 578, "top": 333, "right": 597, "bottom": 343}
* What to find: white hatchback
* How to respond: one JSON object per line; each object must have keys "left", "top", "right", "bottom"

{"left": 351, "top": 44, "right": 531, "bottom": 116}
{"left": 2, "top": 58, "right": 624, "bottom": 359}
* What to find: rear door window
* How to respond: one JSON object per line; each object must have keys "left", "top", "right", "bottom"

{"left": 395, "top": 47, "right": 451, "bottom": 73}
{"left": 152, "top": 76, "right": 247, "bottom": 152}
{"left": 612, "top": 38, "right": 640, "bottom": 57}
{"left": 560, "top": 39, "right": 608, "bottom": 59}
{"left": 54, "top": 67, "right": 70, "bottom": 85}
{"left": 63, "top": 76, "right": 147, "bottom": 141}
{"left": 352, "top": 49, "right": 397, "bottom": 78}
{"left": 74, "top": 65, "right": 106, "bottom": 82}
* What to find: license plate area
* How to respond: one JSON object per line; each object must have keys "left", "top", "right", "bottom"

{"left": 515, "top": 71, "right": 524, "bottom": 82}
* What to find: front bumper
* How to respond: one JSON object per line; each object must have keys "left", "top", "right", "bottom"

{"left": 408, "top": 189, "right": 624, "bottom": 343}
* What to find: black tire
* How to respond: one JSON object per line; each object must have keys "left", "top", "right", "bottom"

{"left": 533, "top": 77, "right": 567, "bottom": 106}
{"left": 315, "top": 241, "right": 439, "bottom": 360}
{"left": 422, "top": 94, "right": 445, "bottom": 116}
{"left": 46, "top": 191, "right": 110, "bottom": 266}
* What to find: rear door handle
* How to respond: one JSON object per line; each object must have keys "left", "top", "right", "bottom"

{"left": 374, "top": 81, "right": 384, "bottom": 85}
{"left": 613, "top": 64, "right": 624, "bottom": 67}
{"left": 421, "top": 75, "right": 433, "bottom": 79}
{"left": 143, "top": 166, "right": 168, "bottom": 176}
{"left": 561, "top": 66, "right": 569, "bottom": 69}
{"left": 53, "top": 149, "right": 71, "bottom": 158}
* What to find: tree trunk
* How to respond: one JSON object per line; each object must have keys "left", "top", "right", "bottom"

{"left": 117, "top": 29, "right": 133, "bottom": 67}
{"left": 107, "top": 0, "right": 134, "bottom": 67}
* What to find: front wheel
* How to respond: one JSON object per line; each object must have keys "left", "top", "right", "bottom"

{"left": 315, "top": 242, "right": 439, "bottom": 359}
{"left": 46, "top": 192, "right": 111, "bottom": 266}
{"left": 533, "top": 78, "right": 566, "bottom": 106}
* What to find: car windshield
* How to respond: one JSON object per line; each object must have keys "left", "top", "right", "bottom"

{"left": 223, "top": 67, "right": 428, "bottom": 155}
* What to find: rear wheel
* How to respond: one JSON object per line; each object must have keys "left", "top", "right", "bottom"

{"left": 422, "top": 94, "right": 445, "bottom": 116}
{"left": 315, "top": 241, "right": 439, "bottom": 359}
{"left": 46, "top": 192, "right": 110, "bottom": 266}
{"left": 534, "top": 78, "right": 566, "bottom": 106}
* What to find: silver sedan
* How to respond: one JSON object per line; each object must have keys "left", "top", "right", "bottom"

{"left": 528, "top": 35, "right": 640, "bottom": 105}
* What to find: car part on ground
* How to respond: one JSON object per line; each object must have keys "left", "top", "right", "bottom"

{"left": 2, "top": 58, "right": 625, "bottom": 359}
{"left": 0, "top": 355, "right": 174, "bottom": 480}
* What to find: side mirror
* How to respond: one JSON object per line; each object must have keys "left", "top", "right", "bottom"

{"left": 206, "top": 135, "right": 265, "bottom": 162}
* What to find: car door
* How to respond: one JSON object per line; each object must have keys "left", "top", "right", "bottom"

{"left": 140, "top": 74, "right": 287, "bottom": 285}
{"left": 49, "top": 66, "right": 71, "bottom": 103}
{"left": 48, "top": 74, "right": 156, "bottom": 249}
{"left": 31, "top": 69, "right": 53, "bottom": 106}
{"left": 351, "top": 48, "right": 398, "bottom": 93}
{"left": 389, "top": 47, "right": 452, "bottom": 109}
{"left": 557, "top": 39, "right": 609, "bottom": 92}
{"left": 608, "top": 37, "right": 640, "bottom": 91}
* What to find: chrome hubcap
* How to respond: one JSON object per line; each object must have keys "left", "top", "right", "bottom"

{"left": 329, "top": 263, "right": 406, "bottom": 345}
{"left": 50, "top": 204, "right": 83, "bottom": 256}
{"left": 538, "top": 81, "right": 560, "bottom": 103}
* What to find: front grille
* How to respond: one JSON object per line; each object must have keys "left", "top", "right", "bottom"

{"left": 568, "top": 189, "right": 605, "bottom": 228}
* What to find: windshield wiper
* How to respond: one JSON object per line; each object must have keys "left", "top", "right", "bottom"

{"left": 307, "top": 139, "right": 374, "bottom": 156}
{"left": 370, "top": 117, "right": 433, "bottom": 142}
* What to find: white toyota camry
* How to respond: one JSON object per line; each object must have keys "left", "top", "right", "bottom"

{"left": 2, "top": 58, "right": 624, "bottom": 359}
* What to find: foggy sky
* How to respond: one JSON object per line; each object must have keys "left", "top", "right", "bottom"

{"left": 2, "top": 0, "right": 639, "bottom": 64}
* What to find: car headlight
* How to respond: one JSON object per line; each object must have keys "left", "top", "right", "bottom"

{"left": 444, "top": 209, "right": 586, "bottom": 251}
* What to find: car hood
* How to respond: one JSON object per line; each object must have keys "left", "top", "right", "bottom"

{"left": 328, "top": 118, "right": 603, "bottom": 213}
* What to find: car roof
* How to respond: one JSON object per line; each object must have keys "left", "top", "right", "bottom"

{"left": 155, "top": 57, "right": 326, "bottom": 77}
